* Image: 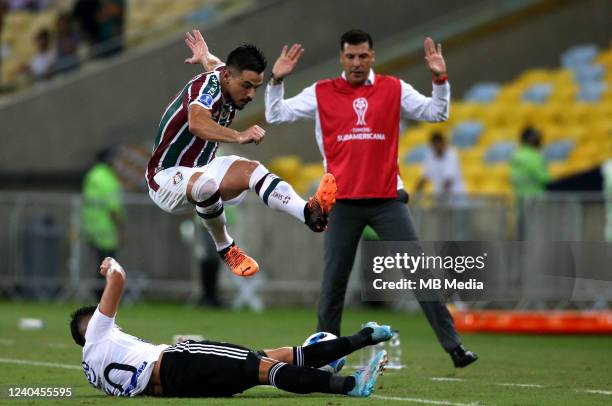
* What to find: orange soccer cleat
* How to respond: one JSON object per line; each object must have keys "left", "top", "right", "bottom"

{"left": 221, "top": 245, "right": 259, "bottom": 277}
{"left": 305, "top": 173, "right": 337, "bottom": 232}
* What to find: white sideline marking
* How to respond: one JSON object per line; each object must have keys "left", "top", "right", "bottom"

{"left": 578, "top": 389, "right": 612, "bottom": 395}
{"left": 0, "top": 357, "right": 81, "bottom": 370}
{"left": 431, "top": 377, "right": 467, "bottom": 382}
{"left": 496, "top": 383, "right": 544, "bottom": 388}
{"left": 372, "top": 395, "right": 481, "bottom": 405}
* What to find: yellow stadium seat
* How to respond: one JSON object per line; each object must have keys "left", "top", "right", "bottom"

{"left": 458, "top": 146, "right": 485, "bottom": 166}
{"left": 399, "top": 128, "right": 430, "bottom": 150}
{"left": 596, "top": 49, "right": 612, "bottom": 68}
{"left": 450, "top": 102, "right": 486, "bottom": 122}
{"left": 496, "top": 85, "right": 524, "bottom": 103}
{"left": 540, "top": 125, "right": 570, "bottom": 144}
{"left": 480, "top": 127, "right": 519, "bottom": 145}
{"left": 515, "top": 69, "right": 556, "bottom": 86}
{"left": 399, "top": 164, "right": 423, "bottom": 192}
{"left": 549, "top": 83, "right": 578, "bottom": 104}
{"left": 548, "top": 162, "right": 572, "bottom": 180}
{"left": 557, "top": 103, "right": 593, "bottom": 126}
{"left": 268, "top": 155, "right": 302, "bottom": 185}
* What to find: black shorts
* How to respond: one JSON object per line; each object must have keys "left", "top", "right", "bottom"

{"left": 159, "top": 340, "right": 261, "bottom": 397}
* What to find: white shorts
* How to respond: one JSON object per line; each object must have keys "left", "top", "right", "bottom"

{"left": 148, "top": 155, "right": 249, "bottom": 215}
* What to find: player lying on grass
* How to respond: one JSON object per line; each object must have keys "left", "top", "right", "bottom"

{"left": 69, "top": 258, "right": 391, "bottom": 397}
{"left": 147, "top": 29, "right": 336, "bottom": 278}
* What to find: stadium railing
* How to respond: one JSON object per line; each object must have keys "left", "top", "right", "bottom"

{"left": 0, "top": 191, "right": 609, "bottom": 308}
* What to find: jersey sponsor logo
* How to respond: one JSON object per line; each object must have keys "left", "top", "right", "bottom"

{"left": 198, "top": 93, "right": 215, "bottom": 109}
{"left": 172, "top": 171, "right": 183, "bottom": 185}
{"left": 82, "top": 361, "right": 97, "bottom": 386}
{"left": 353, "top": 97, "right": 368, "bottom": 126}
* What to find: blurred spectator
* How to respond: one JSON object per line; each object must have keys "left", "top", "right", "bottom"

{"left": 55, "top": 13, "right": 80, "bottom": 73}
{"left": 72, "top": 0, "right": 99, "bottom": 46}
{"left": 510, "top": 127, "right": 551, "bottom": 198}
{"left": 416, "top": 132, "right": 465, "bottom": 200}
{"left": 0, "top": 1, "right": 7, "bottom": 31}
{"left": 73, "top": 0, "right": 124, "bottom": 58}
{"left": 81, "top": 147, "right": 125, "bottom": 296}
{"left": 94, "top": 0, "right": 124, "bottom": 57}
{"left": 7, "top": 0, "right": 49, "bottom": 11}
{"left": 23, "top": 28, "right": 56, "bottom": 80}
{"left": 510, "top": 127, "right": 551, "bottom": 239}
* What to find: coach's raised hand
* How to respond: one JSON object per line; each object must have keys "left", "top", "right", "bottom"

{"left": 271, "top": 44, "right": 304, "bottom": 83}
{"left": 238, "top": 125, "right": 266, "bottom": 145}
{"left": 423, "top": 37, "right": 447, "bottom": 78}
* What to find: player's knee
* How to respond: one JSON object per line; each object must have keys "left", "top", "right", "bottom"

{"left": 188, "top": 172, "right": 219, "bottom": 203}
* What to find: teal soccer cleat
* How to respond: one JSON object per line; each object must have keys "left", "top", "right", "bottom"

{"left": 364, "top": 321, "right": 393, "bottom": 344}
{"left": 348, "top": 350, "right": 388, "bottom": 397}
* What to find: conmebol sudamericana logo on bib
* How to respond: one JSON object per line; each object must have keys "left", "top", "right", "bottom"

{"left": 353, "top": 97, "right": 368, "bottom": 126}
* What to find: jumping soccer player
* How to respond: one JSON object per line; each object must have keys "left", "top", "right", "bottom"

{"left": 70, "top": 257, "right": 391, "bottom": 398}
{"left": 146, "top": 30, "right": 336, "bottom": 277}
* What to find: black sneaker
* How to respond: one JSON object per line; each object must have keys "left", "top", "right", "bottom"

{"left": 450, "top": 345, "right": 478, "bottom": 368}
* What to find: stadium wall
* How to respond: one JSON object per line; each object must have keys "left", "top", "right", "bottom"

{"left": 0, "top": 0, "right": 485, "bottom": 175}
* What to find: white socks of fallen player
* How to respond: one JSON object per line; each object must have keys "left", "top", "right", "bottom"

{"left": 249, "top": 164, "right": 306, "bottom": 223}
{"left": 191, "top": 175, "right": 233, "bottom": 251}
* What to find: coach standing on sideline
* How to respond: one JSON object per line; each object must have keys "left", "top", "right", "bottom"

{"left": 265, "top": 30, "right": 477, "bottom": 367}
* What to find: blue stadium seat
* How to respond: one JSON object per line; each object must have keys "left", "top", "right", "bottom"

{"left": 522, "top": 83, "right": 553, "bottom": 103}
{"left": 573, "top": 64, "right": 605, "bottom": 83}
{"left": 561, "top": 44, "right": 598, "bottom": 69}
{"left": 451, "top": 121, "right": 483, "bottom": 149}
{"left": 484, "top": 142, "right": 516, "bottom": 163}
{"left": 403, "top": 145, "right": 428, "bottom": 164}
{"left": 577, "top": 81, "right": 607, "bottom": 102}
{"left": 464, "top": 82, "right": 500, "bottom": 103}
{"left": 543, "top": 140, "right": 574, "bottom": 162}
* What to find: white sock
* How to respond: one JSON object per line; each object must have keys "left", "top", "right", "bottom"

{"left": 195, "top": 190, "right": 233, "bottom": 251}
{"left": 249, "top": 164, "right": 306, "bottom": 223}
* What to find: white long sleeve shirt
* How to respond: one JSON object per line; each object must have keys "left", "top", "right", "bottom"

{"left": 265, "top": 69, "right": 450, "bottom": 171}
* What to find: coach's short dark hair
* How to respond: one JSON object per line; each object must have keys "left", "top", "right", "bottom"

{"left": 226, "top": 44, "right": 267, "bottom": 74}
{"left": 340, "top": 29, "right": 373, "bottom": 50}
{"left": 70, "top": 305, "right": 97, "bottom": 347}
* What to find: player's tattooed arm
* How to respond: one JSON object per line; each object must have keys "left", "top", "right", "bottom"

{"left": 184, "top": 29, "right": 223, "bottom": 71}
{"left": 98, "top": 257, "right": 126, "bottom": 318}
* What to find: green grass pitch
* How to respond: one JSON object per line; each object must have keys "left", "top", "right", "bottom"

{"left": 0, "top": 300, "right": 611, "bottom": 405}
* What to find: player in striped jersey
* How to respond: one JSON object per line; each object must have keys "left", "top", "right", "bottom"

{"left": 70, "top": 257, "right": 392, "bottom": 398}
{"left": 147, "top": 30, "right": 336, "bottom": 277}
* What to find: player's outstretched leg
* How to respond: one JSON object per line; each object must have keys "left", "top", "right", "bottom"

{"left": 189, "top": 172, "right": 258, "bottom": 277}
{"left": 261, "top": 322, "right": 392, "bottom": 369}
{"left": 298, "top": 322, "right": 391, "bottom": 368}
{"left": 261, "top": 350, "right": 387, "bottom": 398}
{"left": 247, "top": 163, "right": 336, "bottom": 232}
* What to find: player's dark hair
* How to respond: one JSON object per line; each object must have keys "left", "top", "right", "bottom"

{"left": 430, "top": 132, "right": 445, "bottom": 144}
{"left": 226, "top": 44, "right": 267, "bottom": 74}
{"left": 70, "top": 305, "right": 97, "bottom": 347}
{"left": 340, "top": 29, "right": 373, "bottom": 50}
{"left": 521, "top": 127, "right": 541, "bottom": 147}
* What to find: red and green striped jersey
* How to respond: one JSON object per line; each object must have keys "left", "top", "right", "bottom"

{"left": 146, "top": 67, "right": 236, "bottom": 191}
